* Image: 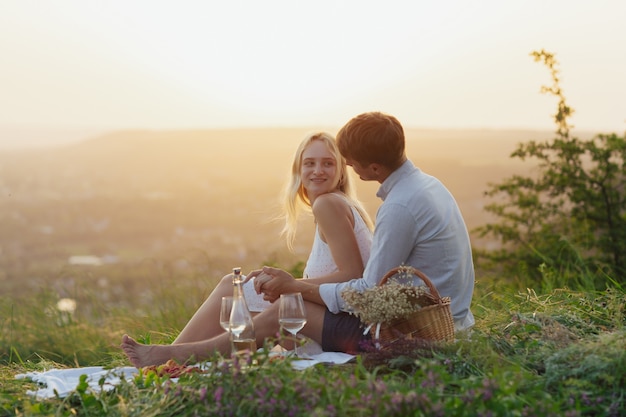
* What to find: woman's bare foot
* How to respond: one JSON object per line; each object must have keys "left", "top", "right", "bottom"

{"left": 120, "top": 334, "right": 177, "bottom": 368}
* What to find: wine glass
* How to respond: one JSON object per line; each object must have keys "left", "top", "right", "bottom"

{"left": 220, "top": 296, "right": 233, "bottom": 333}
{"left": 278, "top": 293, "right": 307, "bottom": 356}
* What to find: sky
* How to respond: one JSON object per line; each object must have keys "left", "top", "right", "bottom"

{"left": 1, "top": 0, "right": 625, "bottom": 137}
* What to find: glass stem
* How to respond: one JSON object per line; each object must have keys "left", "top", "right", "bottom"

{"left": 293, "top": 333, "right": 298, "bottom": 357}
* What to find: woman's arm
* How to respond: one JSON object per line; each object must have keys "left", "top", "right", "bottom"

{"left": 307, "top": 193, "right": 366, "bottom": 284}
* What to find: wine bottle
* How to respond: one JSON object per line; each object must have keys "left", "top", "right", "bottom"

{"left": 229, "top": 267, "right": 257, "bottom": 353}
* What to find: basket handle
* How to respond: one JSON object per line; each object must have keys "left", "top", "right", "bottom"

{"left": 379, "top": 266, "right": 442, "bottom": 300}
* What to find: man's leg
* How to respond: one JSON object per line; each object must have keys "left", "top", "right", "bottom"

{"left": 321, "top": 311, "right": 368, "bottom": 353}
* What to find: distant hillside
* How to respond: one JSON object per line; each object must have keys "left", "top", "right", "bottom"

{"left": 0, "top": 126, "right": 560, "bottom": 231}
{"left": 0, "top": 126, "right": 107, "bottom": 150}
{"left": 0, "top": 126, "right": 559, "bottom": 189}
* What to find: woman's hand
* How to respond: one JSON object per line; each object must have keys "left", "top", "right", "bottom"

{"left": 243, "top": 268, "right": 262, "bottom": 284}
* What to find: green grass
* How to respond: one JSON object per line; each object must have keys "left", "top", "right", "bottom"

{"left": 1, "top": 267, "right": 624, "bottom": 416}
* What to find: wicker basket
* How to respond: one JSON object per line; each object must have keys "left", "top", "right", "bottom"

{"left": 375, "top": 266, "right": 455, "bottom": 345}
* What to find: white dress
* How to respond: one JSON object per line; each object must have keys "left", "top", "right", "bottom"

{"left": 303, "top": 206, "right": 372, "bottom": 278}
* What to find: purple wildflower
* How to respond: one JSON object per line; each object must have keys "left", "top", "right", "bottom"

{"left": 198, "top": 386, "right": 207, "bottom": 402}
{"left": 214, "top": 386, "right": 224, "bottom": 403}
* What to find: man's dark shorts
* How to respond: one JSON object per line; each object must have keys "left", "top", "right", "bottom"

{"left": 321, "top": 309, "right": 371, "bottom": 353}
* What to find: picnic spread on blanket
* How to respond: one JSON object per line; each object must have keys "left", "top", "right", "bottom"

{"left": 15, "top": 350, "right": 356, "bottom": 399}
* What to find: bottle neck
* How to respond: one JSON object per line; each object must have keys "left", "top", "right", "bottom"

{"left": 233, "top": 278, "right": 244, "bottom": 298}
{"left": 232, "top": 267, "right": 244, "bottom": 298}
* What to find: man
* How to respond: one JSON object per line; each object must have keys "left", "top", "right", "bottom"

{"left": 254, "top": 111, "right": 475, "bottom": 352}
{"left": 121, "top": 112, "right": 474, "bottom": 366}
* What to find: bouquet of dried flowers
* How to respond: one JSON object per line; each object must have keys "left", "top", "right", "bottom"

{"left": 341, "top": 266, "right": 436, "bottom": 325}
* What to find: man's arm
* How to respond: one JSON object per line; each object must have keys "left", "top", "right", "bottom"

{"left": 319, "top": 203, "right": 417, "bottom": 313}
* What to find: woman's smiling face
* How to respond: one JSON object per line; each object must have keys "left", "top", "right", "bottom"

{"left": 300, "top": 139, "right": 340, "bottom": 202}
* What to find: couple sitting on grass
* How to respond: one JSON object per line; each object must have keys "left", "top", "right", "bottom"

{"left": 121, "top": 111, "right": 475, "bottom": 367}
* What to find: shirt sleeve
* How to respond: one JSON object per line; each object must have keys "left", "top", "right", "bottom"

{"left": 319, "top": 202, "right": 419, "bottom": 313}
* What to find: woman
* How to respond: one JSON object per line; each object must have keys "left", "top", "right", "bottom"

{"left": 121, "top": 132, "right": 373, "bottom": 367}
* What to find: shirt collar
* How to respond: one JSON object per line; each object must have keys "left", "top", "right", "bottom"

{"left": 376, "top": 159, "right": 415, "bottom": 201}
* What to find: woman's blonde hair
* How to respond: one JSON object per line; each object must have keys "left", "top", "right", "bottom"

{"left": 280, "top": 132, "right": 373, "bottom": 251}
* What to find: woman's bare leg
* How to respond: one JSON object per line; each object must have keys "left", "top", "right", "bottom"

{"left": 121, "top": 300, "right": 328, "bottom": 367}
{"left": 173, "top": 275, "right": 233, "bottom": 344}
{"left": 121, "top": 333, "right": 231, "bottom": 368}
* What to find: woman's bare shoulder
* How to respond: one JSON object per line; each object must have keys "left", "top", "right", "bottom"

{"left": 312, "top": 192, "right": 353, "bottom": 219}
{"left": 312, "top": 192, "right": 349, "bottom": 209}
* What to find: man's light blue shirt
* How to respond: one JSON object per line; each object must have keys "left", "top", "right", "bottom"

{"left": 319, "top": 159, "right": 475, "bottom": 331}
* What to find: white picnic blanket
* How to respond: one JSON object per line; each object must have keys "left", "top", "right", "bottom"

{"left": 15, "top": 351, "right": 355, "bottom": 399}
{"left": 15, "top": 366, "right": 138, "bottom": 399}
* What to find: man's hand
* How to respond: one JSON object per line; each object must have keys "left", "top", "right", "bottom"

{"left": 245, "top": 267, "right": 297, "bottom": 302}
{"left": 261, "top": 266, "right": 327, "bottom": 306}
{"left": 253, "top": 266, "right": 298, "bottom": 303}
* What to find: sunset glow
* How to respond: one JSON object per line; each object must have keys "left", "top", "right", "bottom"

{"left": 1, "top": 0, "right": 625, "bottom": 136}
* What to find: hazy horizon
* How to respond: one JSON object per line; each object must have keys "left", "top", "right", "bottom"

{"left": 0, "top": 124, "right": 608, "bottom": 151}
